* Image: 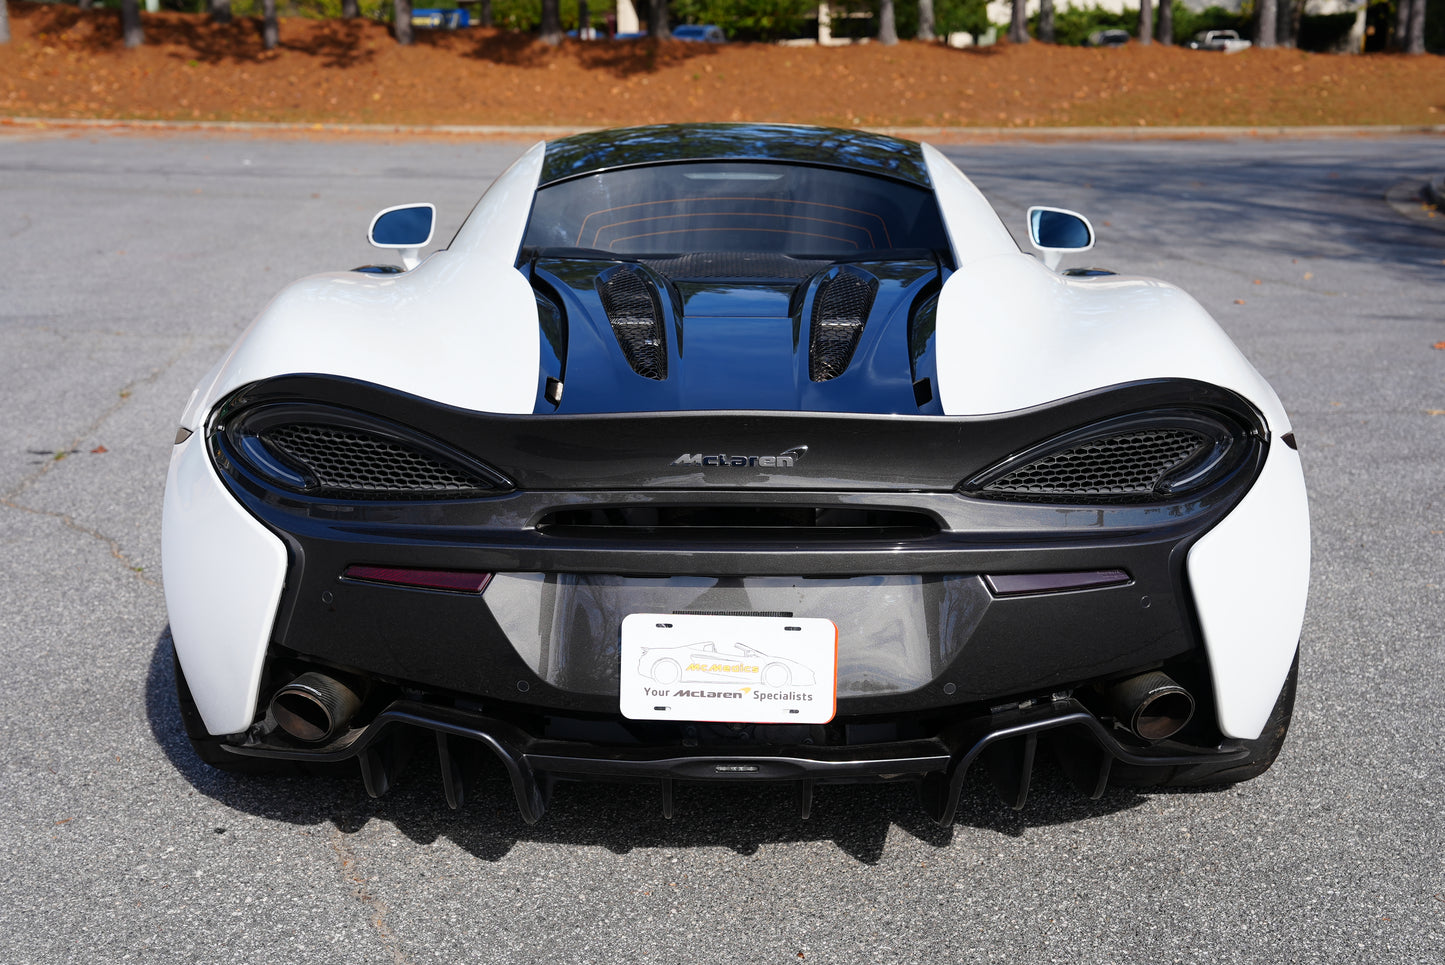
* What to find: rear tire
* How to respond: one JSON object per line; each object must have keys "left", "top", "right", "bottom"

{"left": 1113, "top": 650, "right": 1298, "bottom": 788}
{"left": 762, "top": 663, "right": 791, "bottom": 687}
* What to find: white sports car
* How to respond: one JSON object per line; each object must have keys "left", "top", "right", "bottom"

{"left": 163, "top": 124, "right": 1309, "bottom": 823}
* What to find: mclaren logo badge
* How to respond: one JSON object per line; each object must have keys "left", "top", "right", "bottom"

{"left": 672, "top": 446, "right": 808, "bottom": 468}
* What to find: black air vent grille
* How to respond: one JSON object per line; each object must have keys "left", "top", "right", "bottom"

{"left": 809, "top": 267, "right": 877, "bottom": 381}
{"left": 979, "top": 429, "right": 1208, "bottom": 501}
{"left": 260, "top": 424, "right": 491, "bottom": 499}
{"left": 597, "top": 266, "right": 668, "bottom": 380}
{"left": 538, "top": 505, "right": 939, "bottom": 539}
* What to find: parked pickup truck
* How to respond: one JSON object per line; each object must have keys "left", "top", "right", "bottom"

{"left": 1187, "top": 29, "right": 1252, "bottom": 53}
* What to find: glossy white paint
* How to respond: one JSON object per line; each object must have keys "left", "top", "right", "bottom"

{"left": 178, "top": 141, "right": 548, "bottom": 432}
{"left": 1187, "top": 441, "right": 1310, "bottom": 739}
{"left": 934, "top": 253, "right": 1293, "bottom": 434}
{"left": 934, "top": 252, "right": 1307, "bottom": 739}
{"left": 163, "top": 144, "right": 549, "bottom": 731}
{"left": 162, "top": 435, "right": 288, "bottom": 735}
{"left": 921, "top": 144, "right": 1019, "bottom": 269}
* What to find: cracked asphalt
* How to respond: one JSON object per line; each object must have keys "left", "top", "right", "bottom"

{"left": 1, "top": 130, "right": 1441, "bottom": 964}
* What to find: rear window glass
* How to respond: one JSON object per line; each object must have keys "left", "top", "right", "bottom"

{"left": 523, "top": 162, "right": 949, "bottom": 257}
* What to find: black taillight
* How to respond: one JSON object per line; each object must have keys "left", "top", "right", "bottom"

{"left": 216, "top": 403, "right": 509, "bottom": 500}
{"left": 962, "top": 410, "right": 1255, "bottom": 504}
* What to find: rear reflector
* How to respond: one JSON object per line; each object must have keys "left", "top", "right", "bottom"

{"left": 985, "top": 570, "right": 1130, "bottom": 597}
{"left": 343, "top": 565, "right": 493, "bottom": 594}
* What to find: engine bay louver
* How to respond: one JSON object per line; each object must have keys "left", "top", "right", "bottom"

{"left": 254, "top": 424, "right": 495, "bottom": 499}
{"left": 809, "top": 266, "right": 877, "bottom": 382}
{"left": 597, "top": 265, "right": 668, "bottom": 380}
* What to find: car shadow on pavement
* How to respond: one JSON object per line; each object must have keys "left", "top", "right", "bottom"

{"left": 147, "top": 629, "right": 1155, "bottom": 863}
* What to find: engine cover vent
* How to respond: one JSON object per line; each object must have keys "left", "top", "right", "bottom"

{"left": 809, "top": 266, "right": 877, "bottom": 382}
{"left": 597, "top": 265, "right": 668, "bottom": 380}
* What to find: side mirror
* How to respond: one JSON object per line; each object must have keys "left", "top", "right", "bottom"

{"left": 368, "top": 203, "right": 436, "bottom": 271}
{"left": 1027, "top": 206, "right": 1095, "bottom": 271}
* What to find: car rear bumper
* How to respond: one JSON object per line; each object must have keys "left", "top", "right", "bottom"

{"left": 220, "top": 695, "right": 1250, "bottom": 825}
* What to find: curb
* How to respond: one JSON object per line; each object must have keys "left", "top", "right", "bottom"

{"left": 5, "top": 116, "right": 1445, "bottom": 141}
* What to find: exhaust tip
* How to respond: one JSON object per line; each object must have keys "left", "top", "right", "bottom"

{"left": 1106, "top": 671, "right": 1195, "bottom": 742}
{"left": 271, "top": 672, "right": 362, "bottom": 743}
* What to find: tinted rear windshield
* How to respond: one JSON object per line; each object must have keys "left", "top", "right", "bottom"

{"left": 523, "top": 162, "right": 950, "bottom": 257}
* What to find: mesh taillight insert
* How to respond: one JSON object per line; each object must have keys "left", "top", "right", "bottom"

{"left": 977, "top": 429, "right": 1210, "bottom": 502}
{"left": 259, "top": 423, "right": 492, "bottom": 499}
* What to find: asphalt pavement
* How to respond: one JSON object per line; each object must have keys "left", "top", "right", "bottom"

{"left": 1, "top": 129, "right": 1441, "bottom": 964}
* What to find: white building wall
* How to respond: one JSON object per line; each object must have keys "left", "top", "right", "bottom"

{"left": 617, "top": 0, "right": 639, "bottom": 35}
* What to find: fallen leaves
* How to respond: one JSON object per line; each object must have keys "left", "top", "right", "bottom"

{"left": 7, "top": 3, "right": 1445, "bottom": 128}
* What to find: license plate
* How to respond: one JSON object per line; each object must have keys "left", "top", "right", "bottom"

{"left": 619, "top": 613, "right": 837, "bottom": 724}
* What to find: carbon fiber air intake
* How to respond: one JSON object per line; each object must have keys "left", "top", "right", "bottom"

{"left": 597, "top": 265, "right": 668, "bottom": 380}
{"left": 809, "top": 265, "right": 878, "bottom": 381}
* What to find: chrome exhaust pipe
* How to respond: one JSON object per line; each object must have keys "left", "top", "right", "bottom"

{"left": 270, "top": 672, "right": 363, "bottom": 743}
{"left": 1106, "top": 671, "right": 1194, "bottom": 742}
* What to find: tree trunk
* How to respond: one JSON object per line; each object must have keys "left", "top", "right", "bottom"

{"left": 1408, "top": 0, "right": 1426, "bottom": 53}
{"left": 342, "top": 0, "right": 358, "bottom": 18}
{"left": 1157, "top": 0, "right": 1172, "bottom": 45}
{"left": 262, "top": 0, "right": 278, "bottom": 49}
{"left": 1008, "top": 0, "right": 1027, "bottom": 44}
{"left": 79, "top": 0, "right": 95, "bottom": 11}
{"left": 917, "top": 0, "right": 934, "bottom": 41}
{"left": 578, "top": 0, "right": 589, "bottom": 39}
{"left": 393, "top": 0, "right": 413, "bottom": 44}
{"left": 878, "top": 0, "right": 897, "bottom": 44}
{"left": 0, "top": 0, "right": 9, "bottom": 45}
{"left": 1389, "top": 0, "right": 1410, "bottom": 50}
{"left": 211, "top": 0, "right": 231, "bottom": 24}
{"left": 1039, "top": 0, "right": 1054, "bottom": 43}
{"left": 121, "top": 0, "right": 144, "bottom": 47}
{"left": 1276, "top": 0, "right": 1294, "bottom": 48}
{"left": 1137, "top": 0, "right": 1152, "bottom": 45}
{"left": 647, "top": 0, "right": 668, "bottom": 38}
{"left": 1254, "top": 0, "right": 1277, "bottom": 48}
{"left": 540, "top": 0, "right": 562, "bottom": 43}
{"left": 478, "top": 0, "right": 492, "bottom": 27}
